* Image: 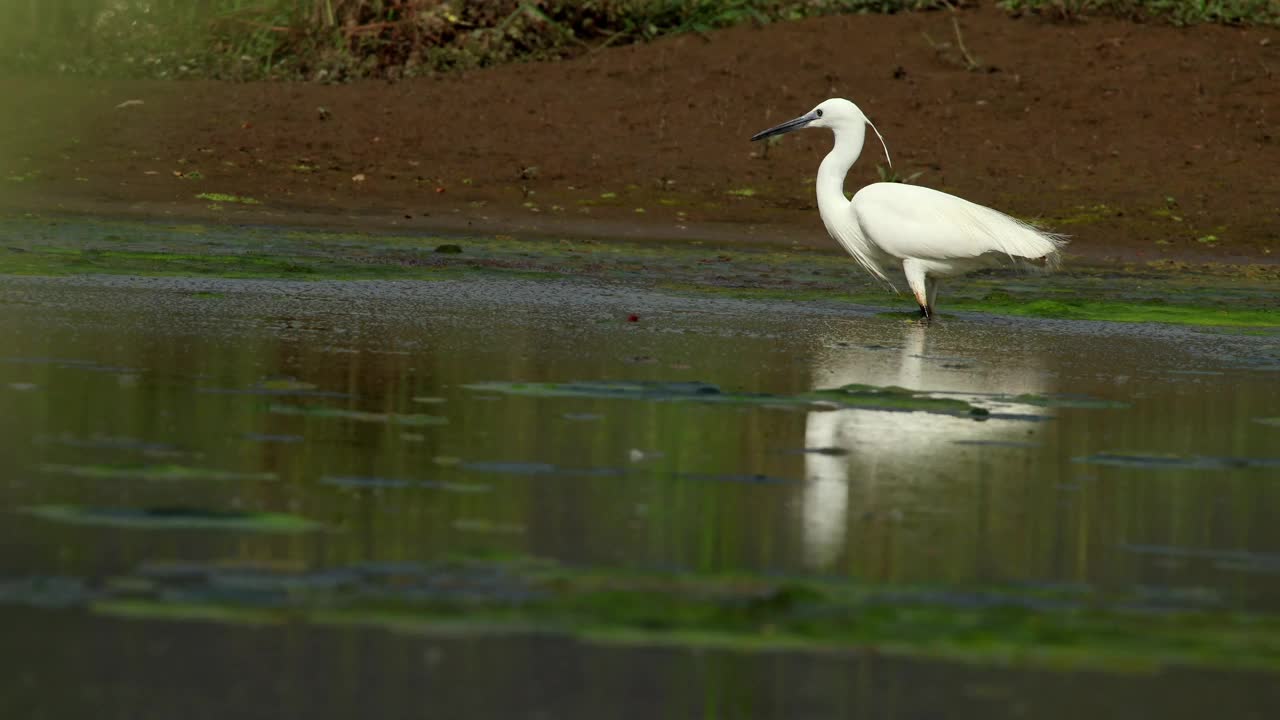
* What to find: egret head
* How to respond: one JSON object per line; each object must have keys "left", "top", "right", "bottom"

{"left": 750, "top": 98, "right": 891, "bottom": 166}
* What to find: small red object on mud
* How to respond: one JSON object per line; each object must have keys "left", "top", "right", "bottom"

{"left": 627, "top": 314, "right": 639, "bottom": 322}
{"left": 434, "top": 186, "right": 446, "bottom": 193}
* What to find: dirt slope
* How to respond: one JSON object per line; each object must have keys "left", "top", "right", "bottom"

{"left": 1, "top": 6, "right": 1277, "bottom": 263}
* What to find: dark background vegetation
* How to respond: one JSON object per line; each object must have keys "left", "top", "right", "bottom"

{"left": 1, "top": 0, "right": 1276, "bottom": 81}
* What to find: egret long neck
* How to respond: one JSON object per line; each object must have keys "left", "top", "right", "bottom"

{"left": 815, "top": 122, "right": 867, "bottom": 219}
{"left": 813, "top": 119, "right": 893, "bottom": 285}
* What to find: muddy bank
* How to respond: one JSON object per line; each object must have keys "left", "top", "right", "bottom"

{"left": 1, "top": 7, "right": 1277, "bottom": 264}
{"left": 1, "top": 216, "right": 1275, "bottom": 325}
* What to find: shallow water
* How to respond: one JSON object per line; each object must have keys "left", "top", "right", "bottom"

{"left": 4, "top": 606, "right": 1278, "bottom": 720}
{"left": 1, "top": 270, "right": 1278, "bottom": 717}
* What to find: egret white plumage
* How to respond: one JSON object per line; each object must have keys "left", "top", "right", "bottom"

{"left": 751, "top": 98, "right": 1066, "bottom": 320}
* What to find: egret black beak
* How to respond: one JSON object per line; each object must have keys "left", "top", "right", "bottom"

{"left": 750, "top": 111, "right": 819, "bottom": 141}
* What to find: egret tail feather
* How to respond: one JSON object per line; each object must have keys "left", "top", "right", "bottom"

{"left": 950, "top": 202, "right": 1068, "bottom": 265}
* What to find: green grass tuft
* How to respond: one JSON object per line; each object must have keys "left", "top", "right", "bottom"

{"left": 999, "top": 0, "right": 1279, "bottom": 26}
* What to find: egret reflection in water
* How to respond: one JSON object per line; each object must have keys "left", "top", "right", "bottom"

{"left": 800, "top": 325, "right": 1053, "bottom": 569}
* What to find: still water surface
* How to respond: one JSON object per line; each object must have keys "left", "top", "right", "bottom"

{"left": 1, "top": 273, "right": 1277, "bottom": 717}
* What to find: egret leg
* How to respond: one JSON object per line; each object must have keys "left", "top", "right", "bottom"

{"left": 925, "top": 276, "right": 940, "bottom": 318}
{"left": 902, "top": 259, "right": 931, "bottom": 322}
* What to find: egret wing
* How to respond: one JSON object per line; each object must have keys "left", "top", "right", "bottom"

{"left": 851, "top": 183, "right": 1064, "bottom": 263}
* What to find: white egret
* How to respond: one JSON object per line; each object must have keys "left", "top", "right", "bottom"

{"left": 751, "top": 98, "right": 1066, "bottom": 320}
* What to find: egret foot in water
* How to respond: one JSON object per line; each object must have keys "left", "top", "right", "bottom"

{"left": 751, "top": 98, "right": 1067, "bottom": 316}
{"left": 909, "top": 264, "right": 937, "bottom": 324}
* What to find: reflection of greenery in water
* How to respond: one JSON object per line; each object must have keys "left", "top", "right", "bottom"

{"left": 1, "top": 270, "right": 1276, "bottom": 599}
{"left": 3, "top": 556, "right": 1276, "bottom": 674}
{"left": 2, "top": 248, "right": 1279, "bottom": 704}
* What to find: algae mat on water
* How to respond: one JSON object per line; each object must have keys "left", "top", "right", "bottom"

{"left": 463, "top": 381, "right": 998, "bottom": 417}
{"left": 40, "top": 463, "right": 278, "bottom": 482}
{"left": 19, "top": 505, "right": 321, "bottom": 533}
{"left": 2, "top": 557, "right": 1277, "bottom": 674}
{"left": 267, "top": 403, "right": 448, "bottom": 426}
{"left": 460, "top": 381, "right": 1126, "bottom": 420}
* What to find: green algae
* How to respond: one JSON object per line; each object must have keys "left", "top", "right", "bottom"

{"left": 93, "top": 600, "right": 284, "bottom": 624}
{"left": 40, "top": 463, "right": 277, "bottom": 482}
{"left": 1047, "top": 203, "right": 1115, "bottom": 226}
{"left": 195, "top": 193, "right": 262, "bottom": 205}
{"left": 0, "top": 247, "right": 456, "bottom": 281}
{"left": 254, "top": 378, "right": 317, "bottom": 391}
{"left": 1073, "top": 451, "right": 1280, "bottom": 471}
{"left": 3, "top": 556, "right": 1274, "bottom": 674}
{"left": 660, "top": 282, "right": 1277, "bottom": 328}
{"left": 1, "top": 215, "right": 1274, "bottom": 328}
{"left": 464, "top": 380, "right": 988, "bottom": 417}
{"left": 809, "top": 383, "right": 983, "bottom": 414}
{"left": 1005, "top": 394, "right": 1131, "bottom": 409}
{"left": 199, "top": 378, "right": 347, "bottom": 398}
{"left": 19, "top": 505, "right": 322, "bottom": 533}
{"left": 317, "top": 598, "right": 1261, "bottom": 672}
{"left": 321, "top": 475, "right": 491, "bottom": 493}
{"left": 950, "top": 297, "right": 1277, "bottom": 328}
{"left": 268, "top": 403, "right": 448, "bottom": 426}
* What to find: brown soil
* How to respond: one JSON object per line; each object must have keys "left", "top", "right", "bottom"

{"left": 1, "top": 6, "right": 1277, "bottom": 265}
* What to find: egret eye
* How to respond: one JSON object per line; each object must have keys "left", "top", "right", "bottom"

{"left": 815, "top": 109, "right": 824, "bottom": 118}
